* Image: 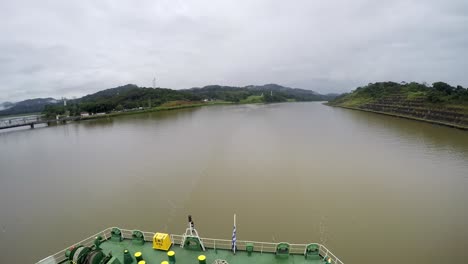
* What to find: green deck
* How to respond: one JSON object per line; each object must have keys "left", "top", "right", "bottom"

{"left": 35, "top": 227, "right": 342, "bottom": 264}
{"left": 100, "top": 239, "right": 324, "bottom": 264}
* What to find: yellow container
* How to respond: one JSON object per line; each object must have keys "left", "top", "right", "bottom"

{"left": 153, "top": 233, "right": 172, "bottom": 251}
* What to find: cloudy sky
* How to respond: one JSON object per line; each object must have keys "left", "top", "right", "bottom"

{"left": 1, "top": 0, "right": 467, "bottom": 102}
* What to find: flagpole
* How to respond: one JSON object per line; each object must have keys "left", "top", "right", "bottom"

{"left": 232, "top": 213, "right": 237, "bottom": 255}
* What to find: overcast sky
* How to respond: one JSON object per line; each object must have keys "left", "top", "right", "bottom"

{"left": 1, "top": 0, "right": 468, "bottom": 102}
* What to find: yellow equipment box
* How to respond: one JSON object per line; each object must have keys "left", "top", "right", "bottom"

{"left": 153, "top": 233, "right": 172, "bottom": 251}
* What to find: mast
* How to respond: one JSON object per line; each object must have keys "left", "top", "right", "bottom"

{"left": 181, "top": 215, "right": 205, "bottom": 251}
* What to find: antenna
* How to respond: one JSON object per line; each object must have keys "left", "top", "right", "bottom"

{"left": 153, "top": 76, "right": 156, "bottom": 88}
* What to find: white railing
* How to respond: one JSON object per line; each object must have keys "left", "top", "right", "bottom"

{"left": 0, "top": 116, "right": 41, "bottom": 127}
{"left": 36, "top": 228, "right": 113, "bottom": 264}
{"left": 36, "top": 227, "right": 344, "bottom": 264}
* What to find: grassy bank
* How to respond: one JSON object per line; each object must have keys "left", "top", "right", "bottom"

{"left": 327, "top": 82, "right": 468, "bottom": 130}
{"left": 332, "top": 104, "right": 468, "bottom": 130}
{"left": 79, "top": 100, "right": 232, "bottom": 121}
{"left": 240, "top": 95, "right": 264, "bottom": 104}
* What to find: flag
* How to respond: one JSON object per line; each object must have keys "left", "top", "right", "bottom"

{"left": 232, "top": 214, "right": 237, "bottom": 254}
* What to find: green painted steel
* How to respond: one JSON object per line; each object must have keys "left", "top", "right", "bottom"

{"left": 198, "top": 255, "right": 206, "bottom": 264}
{"left": 111, "top": 228, "right": 123, "bottom": 242}
{"left": 167, "top": 251, "right": 176, "bottom": 263}
{"left": 306, "top": 244, "right": 320, "bottom": 260}
{"left": 94, "top": 236, "right": 103, "bottom": 250}
{"left": 123, "top": 249, "right": 133, "bottom": 264}
{"left": 275, "top": 243, "right": 290, "bottom": 257}
{"left": 36, "top": 227, "right": 341, "bottom": 264}
{"left": 245, "top": 242, "right": 254, "bottom": 256}
{"left": 132, "top": 231, "right": 145, "bottom": 246}
{"left": 88, "top": 250, "right": 105, "bottom": 264}
{"left": 106, "top": 256, "right": 122, "bottom": 264}
{"left": 134, "top": 251, "right": 143, "bottom": 262}
{"left": 98, "top": 239, "right": 326, "bottom": 264}
{"left": 183, "top": 237, "right": 203, "bottom": 251}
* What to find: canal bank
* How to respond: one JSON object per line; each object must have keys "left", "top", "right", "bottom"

{"left": 326, "top": 104, "right": 468, "bottom": 130}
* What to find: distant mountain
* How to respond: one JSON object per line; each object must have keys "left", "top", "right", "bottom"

{"left": 185, "top": 84, "right": 335, "bottom": 102}
{"left": 1, "top": 83, "right": 338, "bottom": 117}
{"left": 0, "top": 101, "right": 14, "bottom": 111}
{"left": 246, "top": 83, "right": 318, "bottom": 94}
{"left": 0, "top": 98, "right": 59, "bottom": 116}
{"left": 0, "top": 84, "right": 148, "bottom": 117}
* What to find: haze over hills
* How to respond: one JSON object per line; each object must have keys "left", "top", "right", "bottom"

{"left": 0, "top": 101, "right": 14, "bottom": 111}
{"left": 0, "top": 84, "right": 335, "bottom": 117}
{"left": 0, "top": 98, "right": 58, "bottom": 116}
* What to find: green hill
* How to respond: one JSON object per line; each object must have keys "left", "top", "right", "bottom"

{"left": 39, "top": 83, "right": 333, "bottom": 118}
{"left": 0, "top": 98, "right": 58, "bottom": 116}
{"left": 184, "top": 84, "right": 331, "bottom": 102}
{"left": 0, "top": 83, "right": 335, "bottom": 117}
{"left": 42, "top": 84, "right": 198, "bottom": 117}
{"left": 328, "top": 82, "right": 468, "bottom": 129}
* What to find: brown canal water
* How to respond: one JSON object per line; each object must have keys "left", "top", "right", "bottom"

{"left": 0, "top": 102, "right": 467, "bottom": 264}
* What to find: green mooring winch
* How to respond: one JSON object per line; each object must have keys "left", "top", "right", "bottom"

{"left": 63, "top": 236, "right": 121, "bottom": 264}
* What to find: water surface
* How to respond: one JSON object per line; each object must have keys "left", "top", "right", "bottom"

{"left": 0, "top": 102, "right": 467, "bottom": 264}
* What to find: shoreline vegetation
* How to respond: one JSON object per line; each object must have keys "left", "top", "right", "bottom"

{"left": 327, "top": 81, "right": 468, "bottom": 130}
{"left": 78, "top": 100, "right": 232, "bottom": 121}
{"left": 0, "top": 83, "right": 335, "bottom": 118}
{"left": 0, "top": 84, "right": 336, "bottom": 129}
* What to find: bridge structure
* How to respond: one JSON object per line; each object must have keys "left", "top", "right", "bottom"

{"left": 0, "top": 115, "right": 78, "bottom": 130}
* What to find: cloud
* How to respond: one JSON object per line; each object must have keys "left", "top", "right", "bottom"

{"left": 1, "top": 0, "right": 467, "bottom": 102}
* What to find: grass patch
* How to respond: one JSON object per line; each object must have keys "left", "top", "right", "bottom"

{"left": 337, "top": 96, "right": 375, "bottom": 107}
{"left": 406, "top": 91, "right": 426, "bottom": 99}
{"left": 81, "top": 101, "right": 232, "bottom": 120}
{"left": 240, "top": 95, "right": 264, "bottom": 104}
{"left": 160, "top": 100, "right": 203, "bottom": 107}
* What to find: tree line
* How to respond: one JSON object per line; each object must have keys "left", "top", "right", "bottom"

{"left": 43, "top": 84, "right": 330, "bottom": 117}
{"left": 341, "top": 81, "right": 468, "bottom": 104}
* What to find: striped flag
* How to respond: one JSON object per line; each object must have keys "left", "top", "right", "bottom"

{"left": 232, "top": 214, "right": 237, "bottom": 254}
